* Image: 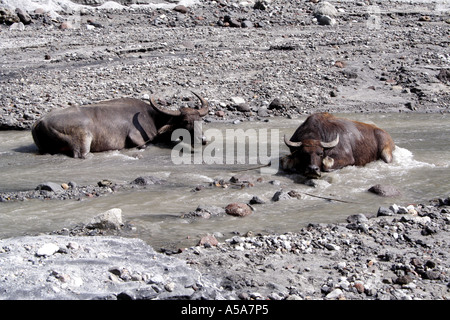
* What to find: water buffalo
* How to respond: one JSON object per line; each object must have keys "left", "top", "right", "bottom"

{"left": 282, "top": 112, "right": 395, "bottom": 178}
{"left": 31, "top": 92, "right": 209, "bottom": 158}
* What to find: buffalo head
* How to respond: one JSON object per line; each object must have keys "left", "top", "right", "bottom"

{"left": 151, "top": 91, "right": 209, "bottom": 146}
{"left": 283, "top": 134, "right": 339, "bottom": 178}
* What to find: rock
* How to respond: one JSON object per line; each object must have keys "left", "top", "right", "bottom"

{"left": 87, "top": 208, "right": 123, "bottom": 230}
{"left": 368, "top": 184, "right": 401, "bottom": 197}
{"left": 241, "top": 20, "right": 253, "bottom": 28}
{"left": 130, "top": 176, "right": 165, "bottom": 186}
{"left": 223, "top": 15, "right": 241, "bottom": 28}
{"left": 317, "top": 15, "right": 336, "bottom": 26}
{"left": 424, "top": 270, "right": 441, "bottom": 280}
{"left": 405, "top": 102, "right": 416, "bottom": 111}
{"left": 164, "top": 282, "right": 176, "bottom": 292}
{"left": 253, "top": 1, "right": 266, "bottom": 10}
{"left": 36, "top": 243, "right": 60, "bottom": 257}
{"left": 249, "top": 195, "right": 266, "bottom": 205}
{"left": 313, "top": 1, "right": 338, "bottom": 18}
{"left": 36, "top": 182, "right": 64, "bottom": 194}
{"left": 59, "top": 21, "right": 73, "bottom": 30}
{"left": 419, "top": 16, "right": 431, "bottom": 22}
{"left": 346, "top": 213, "right": 369, "bottom": 224}
{"left": 395, "top": 275, "right": 413, "bottom": 285}
{"left": 235, "top": 103, "right": 251, "bottom": 112}
{"left": 271, "top": 190, "right": 292, "bottom": 202}
{"left": 98, "top": 179, "right": 114, "bottom": 187}
{"left": 0, "top": 7, "right": 20, "bottom": 25}
{"left": 225, "top": 203, "right": 253, "bottom": 217}
{"left": 173, "top": 5, "right": 188, "bottom": 14}
{"left": 326, "top": 288, "right": 343, "bottom": 300}
{"left": 230, "top": 174, "right": 255, "bottom": 184}
{"left": 216, "top": 110, "right": 225, "bottom": 117}
{"left": 354, "top": 281, "right": 365, "bottom": 294}
{"left": 15, "top": 8, "right": 32, "bottom": 25}
{"left": 9, "top": 22, "right": 25, "bottom": 31}
{"left": 183, "top": 205, "right": 225, "bottom": 219}
{"left": 436, "top": 69, "right": 450, "bottom": 84}
{"left": 257, "top": 108, "right": 269, "bottom": 117}
{"left": 377, "top": 206, "right": 393, "bottom": 217}
{"left": 268, "top": 98, "right": 284, "bottom": 110}
{"left": 198, "top": 235, "right": 219, "bottom": 247}
{"left": 231, "top": 96, "right": 246, "bottom": 105}
{"left": 334, "top": 61, "right": 346, "bottom": 68}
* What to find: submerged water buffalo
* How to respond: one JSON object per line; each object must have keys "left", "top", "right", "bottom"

{"left": 32, "top": 92, "right": 209, "bottom": 158}
{"left": 282, "top": 112, "right": 395, "bottom": 178}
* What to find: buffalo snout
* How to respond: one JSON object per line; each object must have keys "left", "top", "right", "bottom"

{"left": 305, "top": 164, "right": 321, "bottom": 179}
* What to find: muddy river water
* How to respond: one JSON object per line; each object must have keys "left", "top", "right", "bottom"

{"left": 0, "top": 113, "right": 448, "bottom": 249}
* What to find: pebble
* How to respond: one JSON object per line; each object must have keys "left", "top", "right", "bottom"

{"left": 353, "top": 281, "right": 365, "bottom": 294}
{"left": 164, "top": 282, "right": 176, "bottom": 292}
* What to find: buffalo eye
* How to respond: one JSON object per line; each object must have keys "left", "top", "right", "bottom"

{"left": 317, "top": 151, "right": 324, "bottom": 157}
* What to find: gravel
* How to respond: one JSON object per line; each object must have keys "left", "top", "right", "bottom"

{"left": 0, "top": 197, "right": 448, "bottom": 300}
{"left": 1, "top": 0, "right": 449, "bottom": 130}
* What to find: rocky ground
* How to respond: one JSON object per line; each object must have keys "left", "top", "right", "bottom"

{"left": 1, "top": 0, "right": 449, "bottom": 131}
{"left": 177, "top": 197, "right": 450, "bottom": 300}
{"left": 0, "top": 197, "right": 449, "bottom": 300}
{"left": 0, "top": 0, "right": 449, "bottom": 301}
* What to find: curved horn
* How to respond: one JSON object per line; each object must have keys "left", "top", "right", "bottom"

{"left": 157, "top": 124, "right": 173, "bottom": 135}
{"left": 284, "top": 135, "right": 303, "bottom": 148}
{"left": 191, "top": 91, "right": 209, "bottom": 116}
{"left": 150, "top": 96, "right": 181, "bottom": 117}
{"left": 320, "top": 134, "right": 339, "bottom": 148}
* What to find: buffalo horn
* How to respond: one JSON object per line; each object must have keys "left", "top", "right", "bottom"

{"left": 191, "top": 91, "right": 209, "bottom": 116}
{"left": 157, "top": 124, "right": 173, "bottom": 135}
{"left": 320, "top": 134, "right": 339, "bottom": 148}
{"left": 284, "top": 135, "right": 302, "bottom": 148}
{"left": 150, "top": 97, "right": 182, "bottom": 117}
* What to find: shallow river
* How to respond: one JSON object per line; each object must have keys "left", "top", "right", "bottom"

{"left": 0, "top": 113, "right": 449, "bottom": 249}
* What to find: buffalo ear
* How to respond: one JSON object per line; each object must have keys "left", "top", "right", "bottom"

{"left": 320, "top": 134, "right": 339, "bottom": 149}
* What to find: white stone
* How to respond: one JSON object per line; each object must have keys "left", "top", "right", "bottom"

{"left": 88, "top": 208, "right": 123, "bottom": 229}
{"left": 314, "top": 1, "right": 338, "bottom": 18}
{"left": 389, "top": 204, "right": 399, "bottom": 214}
{"left": 231, "top": 96, "right": 245, "bottom": 105}
{"left": 326, "top": 288, "right": 343, "bottom": 299}
{"left": 37, "top": 243, "right": 60, "bottom": 256}
{"left": 164, "top": 282, "right": 175, "bottom": 292}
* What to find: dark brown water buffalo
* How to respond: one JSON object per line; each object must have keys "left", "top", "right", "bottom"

{"left": 283, "top": 112, "right": 395, "bottom": 178}
{"left": 32, "top": 92, "right": 209, "bottom": 158}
